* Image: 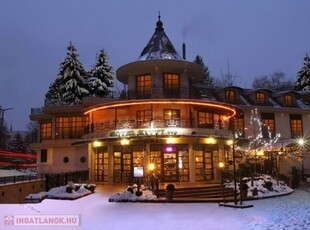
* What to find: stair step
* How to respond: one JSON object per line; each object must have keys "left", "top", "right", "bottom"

{"left": 157, "top": 185, "right": 235, "bottom": 199}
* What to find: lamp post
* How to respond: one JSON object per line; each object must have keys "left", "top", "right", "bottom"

{"left": 0, "top": 107, "right": 14, "bottom": 150}
{"left": 219, "top": 161, "right": 225, "bottom": 203}
{"left": 297, "top": 138, "right": 305, "bottom": 182}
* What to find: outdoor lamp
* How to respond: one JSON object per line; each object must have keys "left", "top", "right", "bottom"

{"left": 149, "top": 163, "right": 155, "bottom": 171}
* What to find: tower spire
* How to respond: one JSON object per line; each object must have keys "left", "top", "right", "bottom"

{"left": 156, "top": 11, "right": 163, "bottom": 31}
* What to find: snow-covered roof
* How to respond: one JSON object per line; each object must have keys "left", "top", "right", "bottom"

{"left": 137, "top": 16, "right": 183, "bottom": 61}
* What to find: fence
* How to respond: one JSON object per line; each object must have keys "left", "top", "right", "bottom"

{"left": 0, "top": 174, "right": 43, "bottom": 185}
{"left": 45, "top": 170, "right": 89, "bottom": 191}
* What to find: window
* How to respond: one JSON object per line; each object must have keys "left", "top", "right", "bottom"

{"left": 225, "top": 90, "right": 236, "bottom": 104}
{"left": 40, "top": 149, "right": 47, "bottom": 163}
{"left": 284, "top": 94, "right": 293, "bottom": 107}
{"left": 261, "top": 113, "right": 275, "bottom": 138}
{"left": 163, "top": 73, "right": 180, "bottom": 98}
{"left": 136, "top": 74, "right": 151, "bottom": 98}
{"left": 40, "top": 122, "right": 52, "bottom": 140}
{"left": 198, "top": 112, "right": 213, "bottom": 128}
{"left": 63, "top": 157, "right": 69, "bottom": 163}
{"left": 55, "top": 116, "right": 89, "bottom": 139}
{"left": 164, "top": 109, "right": 180, "bottom": 127}
{"left": 256, "top": 92, "right": 266, "bottom": 105}
{"left": 137, "top": 110, "right": 152, "bottom": 128}
{"left": 290, "top": 114, "right": 303, "bottom": 138}
{"left": 233, "top": 116, "right": 244, "bottom": 137}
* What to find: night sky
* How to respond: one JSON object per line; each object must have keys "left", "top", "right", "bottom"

{"left": 1, "top": 0, "right": 310, "bottom": 130}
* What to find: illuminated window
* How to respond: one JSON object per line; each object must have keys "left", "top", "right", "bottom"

{"left": 163, "top": 73, "right": 180, "bottom": 98}
{"left": 137, "top": 110, "right": 151, "bottom": 128}
{"left": 233, "top": 116, "right": 244, "bottom": 137}
{"left": 284, "top": 94, "right": 293, "bottom": 107}
{"left": 261, "top": 113, "right": 275, "bottom": 138}
{"left": 136, "top": 74, "right": 151, "bottom": 98}
{"left": 164, "top": 109, "right": 180, "bottom": 127}
{"left": 256, "top": 92, "right": 266, "bottom": 105}
{"left": 225, "top": 90, "right": 236, "bottom": 104}
{"left": 198, "top": 111, "right": 213, "bottom": 128}
{"left": 290, "top": 114, "right": 303, "bottom": 138}
{"left": 40, "top": 122, "right": 52, "bottom": 140}
{"left": 55, "top": 116, "right": 89, "bottom": 139}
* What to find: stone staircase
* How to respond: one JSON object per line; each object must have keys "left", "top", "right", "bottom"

{"left": 157, "top": 184, "right": 236, "bottom": 201}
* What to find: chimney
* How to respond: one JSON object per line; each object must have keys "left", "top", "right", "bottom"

{"left": 182, "top": 43, "right": 186, "bottom": 60}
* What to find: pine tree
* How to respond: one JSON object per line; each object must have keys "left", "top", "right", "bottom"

{"left": 57, "top": 42, "right": 90, "bottom": 105}
{"left": 89, "top": 49, "right": 115, "bottom": 97}
{"left": 45, "top": 77, "right": 61, "bottom": 105}
{"left": 294, "top": 54, "right": 310, "bottom": 91}
{"left": 193, "top": 55, "right": 214, "bottom": 86}
{"left": 7, "top": 132, "right": 27, "bottom": 153}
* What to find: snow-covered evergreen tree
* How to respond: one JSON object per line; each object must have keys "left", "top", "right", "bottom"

{"left": 193, "top": 55, "right": 214, "bottom": 86}
{"left": 7, "top": 132, "right": 27, "bottom": 153}
{"left": 294, "top": 54, "right": 310, "bottom": 91}
{"left": 45, "top": 77, "right": 61, "bottom": 105}
{"left": 89, "top": 49, "right": 115, "bottom": 97}
{"left": 56, "top": 42, "right": 90, "bottom": 105}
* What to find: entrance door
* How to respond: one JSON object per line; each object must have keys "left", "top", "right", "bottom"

{"left": 122, "top": 153, "right": 132, "bottom": 183}
{"left": 195, "top": 150, "right": 219, "bottom": 181}
{"left": 163, "top": 152, "right": 177, "bottom": 181}
{"left": 95, "top": 152, "right": 109, "bottom": 182}
{"left": 113, "top": 152, "right": 132, "bottom": 183}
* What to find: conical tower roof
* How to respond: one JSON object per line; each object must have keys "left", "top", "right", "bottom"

{"left": 138, "top": 15, "right": 183, "bottom": 61}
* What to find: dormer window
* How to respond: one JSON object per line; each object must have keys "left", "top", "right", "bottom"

{"left": 256, "top": 92, "right": 266, "bottom": 105}
{"left": 284, "top": 94, "right": 293, "bottom": 107}
{"left": 225, "top": 90, "right": 236, "bottom": 104}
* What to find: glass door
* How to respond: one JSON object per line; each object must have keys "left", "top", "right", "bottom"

{"left": 163, "top": 153, "right": 177, "bottom": 182}
{"left": 178, "top": 151, "right": 189, "bottom": 182}
{"left": 95, "top": 150, "right": 109, "bottom": 182}
{"left": 122, "top": 153, "right": 132, "bottom": 183}
{"left": 95, "top": 152, "right": 103, "bottom": 182}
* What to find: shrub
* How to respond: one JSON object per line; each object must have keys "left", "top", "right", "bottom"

{"left": 66, "top": 187, "right": 73, "bottom": 193}
{"left": 127, "top": 187, "right": 134, "bottom": 194}
{"left": 75, "top": 185, "right": 81, "bottom": 191}
{"left": 84, "top": 184, "right": 96, "bottom": 193}
{"left": 291, "top": 167, "right": 300, "bottom": 189}
{"left": 166, "top": 184, "right": 175, "bottom": 192}
{"left": 263, "top": 181, "right": 273, "bottom": 191}
{"left": 278, "top": 174, "right": 290, "bottom": 185}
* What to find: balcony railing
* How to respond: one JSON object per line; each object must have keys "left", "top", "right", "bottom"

{"left": 87, "top": 118, "right": 229, "bottom": 133}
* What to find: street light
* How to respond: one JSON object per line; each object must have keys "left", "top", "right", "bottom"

{"left": 0, "top": 107, "right": 14, "bottom": 150}
{"left": 297, "top": 138, "right": 306, "bottom": 182}
{"left": 219, "top": 161, "right": 225, "bottom": 203}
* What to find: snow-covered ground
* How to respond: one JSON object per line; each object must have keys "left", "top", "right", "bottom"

{"left": 109, "top": 174, "right": 294, "bottom": 202}
{"left": 1, "top": 182, "right": 309, "bottom": 230}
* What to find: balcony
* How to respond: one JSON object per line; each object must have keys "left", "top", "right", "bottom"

{"left": 86, "top": 118, "right": 230, "bottom": 134}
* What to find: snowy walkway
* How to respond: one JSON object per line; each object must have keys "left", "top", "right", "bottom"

{"left": 0, "top": 184, "right": 309, "bottom": 230}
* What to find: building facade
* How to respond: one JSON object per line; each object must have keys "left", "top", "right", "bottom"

{"left": 30, "top": 17, "right": 310, "bottom": 183}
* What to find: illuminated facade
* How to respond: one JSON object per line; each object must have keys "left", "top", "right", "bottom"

{"left": 30, "top": 17, "right": 310, "bottom": 183}
{"left": 81, "top": 17, "right": 239, "bottom": 183}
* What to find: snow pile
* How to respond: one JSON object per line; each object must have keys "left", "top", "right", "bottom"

{"left": 228, "top": 174, "right": 294, "bottom": 199}
{"left": 25, "top": 192, "right": 48, "bottom": 202}
{"left": 25, "top": 182, "right": 96, "bottom": 201}
{"left": 47, "top": 185, "right": 90, "bottom": 200}
{"left": 109, "top": 184, "right": 158, "bottom": 202}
